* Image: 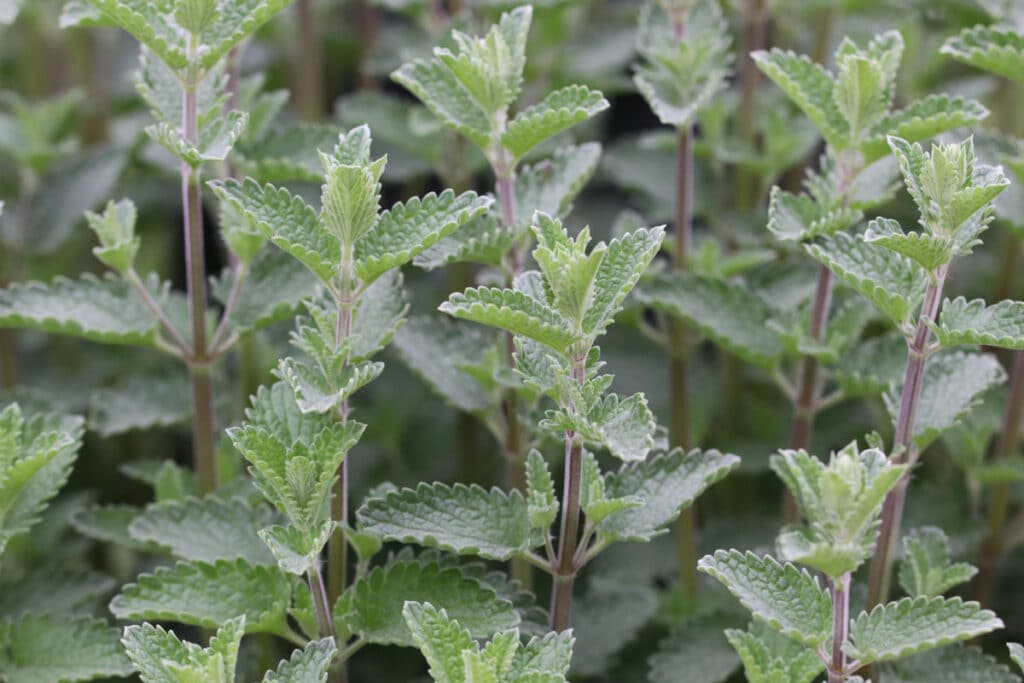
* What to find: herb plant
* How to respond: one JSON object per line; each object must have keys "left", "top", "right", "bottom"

{"left": 3, "top": 1, "right": 1024, "bottom": 682}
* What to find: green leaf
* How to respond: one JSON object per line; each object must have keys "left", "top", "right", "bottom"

{"left": 502, "top": 85, "right": 609, "bottom": 161}
{"left": 724, "top": 622, "right": 823, "bottom": 683}
{"left": 71, "top": 503, "right": 149, "bottom": 551}
{"left": 350, "top": 269, "right": 408, "bottom": 361}
{"left": 864, "top": 217, "right": 954, "bottom": 271}
{"left": 942, "top": 26, "right": 1024, "bottom": 83}
{"left": 235, "top": 123, "right": 341, "bottom": 182}
{"left": 576, "top": 392, "right": 657, "bottom": 462}
{"left": 752, "top": 49, "right": 847, "bottom": 149}
{"left": 934, "top": 297, "right": 1024, "bottom": 350}
{"left": 198, "top": 0, "right": 297, "bottom": 71}
{"left": 0, "top": 566, "right": 114, "bottom": 619}
{"left": 392, "top": 58, "right": 493, "bottom": 150}
{"left": 128, "top": 495, "right": 278, "bottom": 565}
{"left": 209, "top": 178, "right": 337, "bottom": 283}
{"left": 146, "top": 111, "right": 249, "bottom": 167}
{"left": 402, "top": 601, "right": 476, "bottom": 683}
{"left": 393, "top": 315, "right": 498, "bottom": 414}
{"left": 262, "top": 638, "right": 337, "bottom": 683}
{"left": 440, "top": 287, "right": 576, "bottom": 353}
{"left": 582, "top": 227, "right": 664, "bottom": 338}
{"left": 121, "top": 616, "right": 244, "bottom": 683}
{"left": 86, "top": 198, "right": 139, "bottom": 274}
{"left": 697, "top": 550, "right": 832, "bottom": 648}
{"left": 1010, "top": 643, "right": 1024, "bottom": 674}
{"left": 647, "top": 613, "right": 741, "bottom": 683}
{"left": 276, "top": 357, "right": 384, "bottom": 414}
{"left": 833, "top": 332, "right": 907, "bottom": 397}
{"left": 413, "top": 213, "right": 513, "bottom": 271}
{"left": 259, "top": 521, "right": 334, "bottom": 574}
{"left": 885, "top": 350, "right": 1006, "bottom": 449}
{"left": 599, "top": 448, "right": 740, "bottom": 541}
{"left": 0, "top": 615, "right": 132, "bottom": 683}
{"left": 85, "top": 0, "right": 188, "bottom": 70}
{"left": 569, "top": 578, "right": 656, "bottom": 677}
{"left": 508, "top": 630, "right": 574, "bottom": 679}
{"left": 356, "top": 482, "right": 534, "bottom": 560}
{"left": 214, "top": 247, "right": 318, "bottom": 334}
{"left": 88, "top": 371, "right": 190, "bottom": 437}
{"left": 806, "top": 232, "right": 927, "bottom": 325}
{"left": 862, "top": 94, "right": 989, "bottom": 161}
{"left": 110, "top": 559, "right": 292, "bottom": 634}
{"left": 899, "top": 526, "right": 978, "bottom": 598}
{"left": 766, "top": 185, "right": 863, "bottom": 241}
{"left": 636, "top": 272, "right": 784, "bottom": 370}
{"left": 845, "top": 596, "right": 1003, "bottom": 665}
{"left": 0, "top": 407, "right": 82, "bottom": 556}
{"left": 355, "top": 190, "right": 492, "bottom": 284}
{"left": 0, "top": 273, "right": 168, "bottom": 347}
{"left": 525, "top": 450, "right": 558, "bottom": 531}
{"left": 336, "top": 560, "right": 519, "bottom": 646}
{"left": 516, "top": 143, "right": 602, "bottom": 229}
{"left": 879, "top": 644, "right": 1020, "bottom": 683}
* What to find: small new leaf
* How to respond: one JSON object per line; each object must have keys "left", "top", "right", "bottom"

{"left": 502, "top": 85, "right": 608, "bottom": 161}
{"left": 898, "top": 526, "right": 978, "bottom": 598}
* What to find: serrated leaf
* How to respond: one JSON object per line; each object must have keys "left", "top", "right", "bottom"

{"left": 259, "top": 521, "right": 333, "bottom": 574}
{"left": 349, "top": 269, "right": 408, "bottom": 361}
{"left": 214, "top": 247, "right": 318, "bottom": 334}
{"left": 393, "top": 315, "right": 498, "bottom": 414}
{"left": 636, "top": 272, "right": 784, "bottom": 370}
{"left": 845, "top": 596, "right": 1002, "bottom": 665}
{"left": 110, "top": 559, "right": 292, "bottom": 634}
{"left": 276, "top": 357, "right": 384, "bottom": 414}
{"left": 516, "top": 143, "right": 602, "bottom": 228}
{"left": 0, "top": 615, "right": 132, "bottom": 683}
{"left": 599, "top": 448, "right": 739, "bottom": 541}
{"left": 806, "top": 232, "right": 927, "bottom": 324}
{"left": 864, "top": 217, "right": 954, "bottom": 271}
{"left": 85, "top": 0, "right": 188, "bottom": 70}
{"left": 578, "top": 392, "right": 656, "bottom": 462}
{"left": 582, "top": 227, "right": 663, "bottom": 337}
{"left": 355, "top": 190, "right": 492, "bottom": 284}
{"left": 884, "top": 350, "right": 1006, "bottom": 449}
{"left": 697, "top": 550, "right": 832, "bottom": 648}
{"left": 879, "top": 644, "right": 1020, "bottom": 683}
{"left": 934, "top": 297, "right": 1024, "bottom": 350}
{"left": 752, "top": 49, "right": 847, "bottom": 149}
{"left": 71, "top": 503, "right": 149, "bottom": 551}
{"left": 899, "top": 526, "right": 978, "bottom": 598}
{"left": 402, "top": 601, "right": 477, "bottom": 683}
{"left": 0, "top": 565, "right": 114, "bottom": 619}
{"left": 440, "top": 287, "right": 576, "bottom": 353}
{"left": 262, "top": 638, "right": 337, "bottom": 683}
{"left": 1010, "top": 643, "right": 1024, "bottom": 674}
{"left": 235, "top": 123, "right": 340, "bottom": 182}
{"left": 0, "top": 273, "right": 167, "bottom": 347}
{"left": 862, "top": 94, "right": 989, "bottom": 161}
{"left": 198, "top": 0, "right": 296, "bottom": 71}
{"left": 413, "top": 213, "right": 513, "bottom": 271}
{"left": 128, "top": 495, "right": 278, "bottom": 565}
{"left": 146, "top": 111, "right": 248, "bottom": 167}
{"left": 942, "top": 26, "right": 1024, "bottom": 83}
{"left": 525, "top": 450, "right": 558, "bottom": 531}
{"left": 833, "top": 332, "right": 907, "bottom": 397}
{"left": 336, "top": 560, "right": 519, "bottom": 646}
{"left": 88, "top": 372, "right": 190, "bottom": 437}
{"left": 121, "top": 616, "right": 244, "bottom": 683}
{"left": 210, "top": 178, "right": 337, "bottom": 283}
{"left": 724, "top": 622, "right": 823, "bottom": 683}
{"left": 767, "top": 185, "right": 863, "bottom": 241}
{"left": 502, "top": 85, "right": 608, "bottom": 161}
{"left": 357, "top": 482, "right": 534, "bottom": 560}
{"left": 392, "top": 58, "right": 493, "bottom": 150}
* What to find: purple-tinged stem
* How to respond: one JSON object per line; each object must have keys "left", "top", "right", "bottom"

{"left": 828, "top": 573, "right": 851, "bottom": 683}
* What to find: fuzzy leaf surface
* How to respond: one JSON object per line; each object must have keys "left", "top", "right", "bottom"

{"left": 356, "top": 483, "right": 533, "bottom": 560}
{"left": 898, "top": 526, "right": 978, "bottom": 598}
{"left": 440, "top": 287, "right": 575, "bottom": 353}
{"left": 262, "top": 638, "right": 337, "bottom": 683}
{"left": 942, "top": 26, "right": 1024, "bottom": 83}
{"left": 0, "top": 615, "right": 131, "bottom": 683}
{"left": 879, "top": 644, "right": 1020, "bottom": 683}
{"left": 752, "top": 49, "right": 847, "bottom": 148}
{"left": 502, "top": 85, "right": 608, "bottom": 160}
{"left": 935, "top": 297, "right": 1024, "bottom": 350}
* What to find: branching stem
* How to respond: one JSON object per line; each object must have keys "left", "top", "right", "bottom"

{"left": 866, "top": 264, "right": 949, "bottom": 610}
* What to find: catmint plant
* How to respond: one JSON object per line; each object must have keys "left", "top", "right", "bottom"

{"left": 356, "top": 210, "right": 738, "bottom": 633}
{"left": 391, "top": 6, "right": 609, "bottom": 546}
{"left": 701, "top": 440, "right": 1003, "bottom": 683}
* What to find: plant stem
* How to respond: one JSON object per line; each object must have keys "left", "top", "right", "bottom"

{"left": 974, "top": 349, "right": 1024, "bottom": 604}
{"left": 307, "top": 564, "right": 335, "bottom": 639}
{"left": 182, "top": 41, "right": 217, "bottom": 495}
{"left": 549, "top": 359, "right": 586, "bottom": 631}
{"left": 294, "top": 0, "right": 323, "bottom": 119}
{"left": 495, "top": 164, "right": 531, "bottom": 587}
{"left": 866, "top": 265, "right": 949, "bottom": 610}
{"left": 784, "top": 265, "right": 834, "bottom": 522}
{"left": 328, "top": 291, "right": 354, "bottom": 604}
{"left": 734, "top": 0, "right": 766, "bottom": 212}
{"left": 671, "top": 123, "right": 698, "bottom": 599}
{"left": 828, "top": 573, "right": 851, "bottom": 683}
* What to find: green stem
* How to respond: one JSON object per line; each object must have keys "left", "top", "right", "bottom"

{"left": 974, "top": 350, "right": 1024, "bottom": 605}
{"left": 307, "top": 564, "right": 335, "bottom": 639}
{"left": 182, "top": 42, "right": 217, "bottom": 494}
{"left": 549, "top": 359, "right": 586, "bottom": 631}
{"left": 866, "top": 265, "right": 949, "bottom": 611}
{"left": 734, "top": 0, "right": 767, "bottom": 212}
{"left": 671, "top": 123, "right": 697, "bottom": 598}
